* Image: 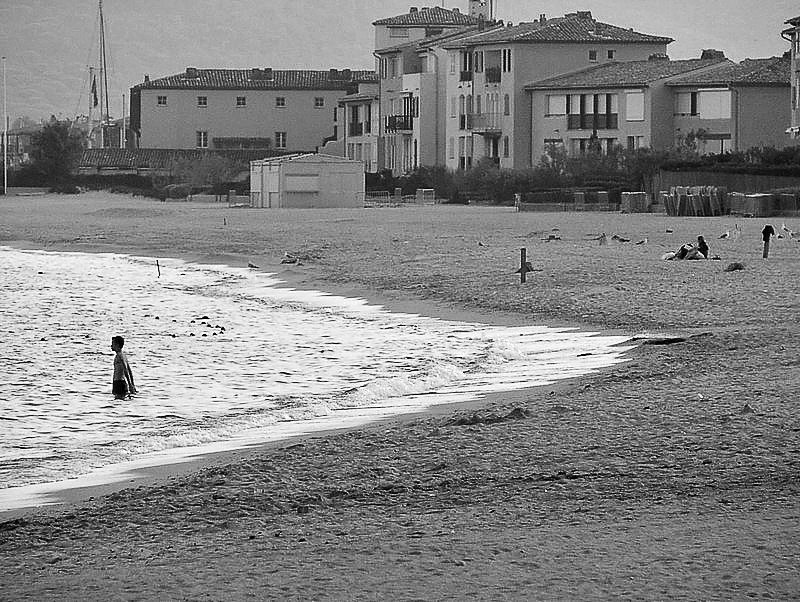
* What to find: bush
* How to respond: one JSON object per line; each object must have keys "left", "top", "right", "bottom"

{"left": 164, "top": 183, "right": 192, "bottom": 199}
{"left": 49, "top": 183, "right": 81, "bottom": 194}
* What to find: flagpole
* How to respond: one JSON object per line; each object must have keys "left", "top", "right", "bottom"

{"left": 88, "top": 66, "right": 94, "bottom": 149}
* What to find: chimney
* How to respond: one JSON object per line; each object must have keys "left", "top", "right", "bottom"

{"left": 329, "top": 68, "right": 339, "bottom": 79}
{"left": 342, "top": 68, "right": 352, "bottom": 80}
{"left": 264, "top": 67, "right": 273, "bottom": 80}
{"left": 452, "top": 7, "right": 459, "bottom": 13}
{"left": 539, "top": 14, "right": 547, "bottom": 25}
{"left": 700, "top": 49, "right": 726, "bottom": 60}
{"left": 185, "top": 67, "right": 198, "bottom": 78}
{"left": 410, "top": 6, "right": 418, "bottom": 12}
{"left": 577, "top": 11, "right": 592, "bottom": 19}
{"left": 144, "top": 74, "right": 150, "bottom": 83}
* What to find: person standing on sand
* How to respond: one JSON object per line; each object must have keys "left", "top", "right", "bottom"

{"left": 111, "top": 335, "right": 137, "bottom": 399}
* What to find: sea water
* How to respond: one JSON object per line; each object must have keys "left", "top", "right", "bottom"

{"left": 0, "top": 246, "right": 633, "bottom": 509}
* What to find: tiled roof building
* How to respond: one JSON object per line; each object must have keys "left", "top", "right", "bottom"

{"left": 131, "top": 68, "right": 375, "bottom": 151}
{"left": 133, "top": 68, "right": 377, "bottom": 91}
{"left": 666, "top": 56, "right": 790, "bottom": 87}
{"left": 526, "top": 58, "right": 729, "bottom": 90}
{"left": 442, "top": 11, "right": 672, "bottom": 48}
{"left": 373, "top": 6, "right": 479, "bottom": 27}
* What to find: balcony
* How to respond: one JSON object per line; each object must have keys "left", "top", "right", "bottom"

{"left": 484, "top": 67, "right": 501, "bottom": 84}
{"left": 385, "top": 114, "right": 413, "bottom": 133}
{"left": 459, "top": 70, "right": 473, "bottom": 82}
{"left": 471, "top": 112, "right": 502, "bottom": 135}
{"left": 567, "top": 114, "right": 619, "bottom": 130}
{"left": 348, "top": 122, "right": 363, "bottom": 136}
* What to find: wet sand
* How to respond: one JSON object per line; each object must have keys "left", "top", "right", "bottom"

{"left": 1, "top": 192, "right": 798, "bottom": 599}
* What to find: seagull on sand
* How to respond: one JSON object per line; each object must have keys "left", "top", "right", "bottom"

{"left": 281, "top": 253, "right": 298, "bottom": 264}
{"left": 781, "top": 223, "right": 800, "bottom": 239}
{"left": 611, "top": 234, "right": 631, "bottom": 243}
{"left": 634, "top": 238, "right": 648, "bottom": 245}
{"left": 719, "top": 230, "right": 730, "bottom": 239}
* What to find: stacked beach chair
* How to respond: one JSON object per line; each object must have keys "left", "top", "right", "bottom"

{"left": 662, "top": 186, "right": 727, "bottom": 216}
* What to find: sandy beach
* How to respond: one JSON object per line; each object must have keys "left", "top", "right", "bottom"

{"left": 1, "top": 192, "right": 799, "bottom": 600}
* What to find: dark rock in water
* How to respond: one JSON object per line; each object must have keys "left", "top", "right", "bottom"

{"left": 741, "top": 403, "right": 754, "bottom": 414}
{"left": 724, "top": 262, "right": 745, "bottom": 272}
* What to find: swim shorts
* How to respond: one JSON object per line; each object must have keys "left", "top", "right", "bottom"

{"left": 112, "top": 380, "right": 128, "bottom": 398}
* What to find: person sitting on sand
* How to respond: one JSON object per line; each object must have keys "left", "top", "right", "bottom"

{"left": 664, "top": 236, "right": 709, "bottom": 260}
{"left": 111, "top": 335, "right": 137, "bottom": 400}
{"left": 684, "top": 235, "right": 709, "bottom": 260}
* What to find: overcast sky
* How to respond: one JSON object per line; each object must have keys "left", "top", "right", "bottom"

{"left": 0, "top": 0, "right": 796, "bottom": 123}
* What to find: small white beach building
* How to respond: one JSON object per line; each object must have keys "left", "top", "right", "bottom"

{"left": 249, "top": 153, "right": 365, "bottom": 208}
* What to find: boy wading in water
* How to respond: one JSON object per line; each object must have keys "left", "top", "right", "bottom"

{"left": 111, "top": 336, "right": 137, "bottom": 399}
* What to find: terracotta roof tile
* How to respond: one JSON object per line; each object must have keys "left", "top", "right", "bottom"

{"left": 443, "top": 13, "right": 672, "bottom": 48}
{"left": 373, "top": 7, "right": 478, "bottom": 27}
{"left": 666, "top": 56, "right": 790, "bottom": 87}
{"left": 525, "top": 58, "right": 729, "bottom": 90}
{"left": 79, "top": 148, "right": 294, "bottom": 170}
{"left": 133, "top": 69, "right": 377, "bottom": 91}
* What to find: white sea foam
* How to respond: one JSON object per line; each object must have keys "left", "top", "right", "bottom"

{"left": 0, "top": 246, "right": 635, "bottom": 510}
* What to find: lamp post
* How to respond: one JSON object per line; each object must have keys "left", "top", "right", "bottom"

{"left": 2, "top": 56, "right": 7, "bottom": 195}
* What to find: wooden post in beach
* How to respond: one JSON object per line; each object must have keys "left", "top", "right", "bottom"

{"left": 156, "top": 259, "right": 161, "bottom": 278}
{"left": 520, "top": 248, "right": 527, "bottom": 283}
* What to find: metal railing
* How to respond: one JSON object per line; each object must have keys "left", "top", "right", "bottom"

{"left": 384, "top": 115, "right": 413, "bottom": 133}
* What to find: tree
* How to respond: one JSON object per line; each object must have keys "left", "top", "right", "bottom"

{"left": 171, "top": 154, "right": 243, "bottom": 195}
{"left": 29, "top": 117, "right": 86, "bottom": 185}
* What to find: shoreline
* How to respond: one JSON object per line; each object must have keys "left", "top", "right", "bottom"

{"left": 1, "top": 240, "right": 638, "bottom": 519}
{"left": 2, "top": 194, "right": 797, "bottom": 599}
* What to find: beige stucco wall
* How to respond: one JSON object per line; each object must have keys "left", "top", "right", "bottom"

{"left": 138, "top": 88, "right": 340, "bottom": 150}
{"left": 530, "top": 86, "right": 655, "bottom": 162}
{"left": 733, "top": 86, "right": 792, "bottom": 150}
{"left": 445, "top": 41, "right": 668, "bottom": 170}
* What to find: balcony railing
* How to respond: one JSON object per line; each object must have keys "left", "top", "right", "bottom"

{"left": 385, "top": 114, "right": 413, "bottom": 133}
{"left": 348, "top": 122, "right": 363, "bottom": 136}
{"left": 471, "top": 112, "right": 502, "bottom": 134}
{"left": 460, "top": 70, "right": 473, "bottom": 82}
{"left": 484, "top": 67, "right": 501, "bottom": 83}
{"left": 567, "top": 114, "right": 619, "bottom": 130}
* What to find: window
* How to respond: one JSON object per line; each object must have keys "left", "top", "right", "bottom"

{"left": 390, "top": 27, "right": 408, "bottom": 38}
{"left": 450, "top": 53, "right": 457, "bottom": 74}
{"left": 275, "top": 131, "right": 287, "bottom": 148}
{"left": 276, "top": 97, "right": 286, "bottom": 108}
{"left": 314, "top": 97, "right": 325, "bottom": 108}
{"left": 502, "top": 48, "right": 512, "bottom": 72}
{"left": 450, "top": 96, "right": 457, "bottom": 117}
{"left": 157, "top": 95, "right": 167, "bottom": 106}
{"left": 380, "top": 58, "right": 387, "bottom": 79}
{"left": 476, "top": 94, "right": 481, "bottom": 115}
{"left": 503, "top": 136, "right": 509, "bottom": 158}
{"left": 546, "top": 95, "right": 567, "bottom": 116}
{"left": 626, "top": 91, "right": 645, "bottom": 121}
{"left": 607, "top": 50, "right": 616, "bottom": 60}
{"left": 503, "top": 94, "right": 510, "bottom": 115}
{"left": 589, "top": 50, "right": 598, "bottom": 62}
{"left": 627, "top": 135, "right": 644, "bottom": 151}
{"left": 698, "top": 90, "right": 731, "bottom": 119}
{"left": 236, "top": 96, "right": 246, "bottom": 107}
{"left": 449, "top": 137, "right": 455, "bottom": 159}
{"left": 675, "top": 91, "right": 698, "bottom": 116}
{"left": 196, "top": 131, "right": 208, "bottom": 148}
{"left": 347, "top": 143, "right": 355, "bottom": 160}
{"left": 474, "top": 51, "right": 484, "bottom": 73}
{"left": 197, "top": 96, "right": 207, "bottom": 107}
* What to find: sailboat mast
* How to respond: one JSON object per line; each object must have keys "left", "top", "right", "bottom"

{"left": 99, "top": 0, "right": 110, "bottom": 146}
